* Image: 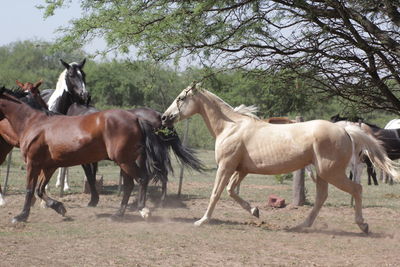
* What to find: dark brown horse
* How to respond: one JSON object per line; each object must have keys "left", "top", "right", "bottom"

{"left": 0, "top": 81, "right": 50, "bottom": 206}
{"left": 0, "top": 87, "right": 168, "bottom": 223}
{"left": 67, "top": 103, "right": 205, "bottom": 208}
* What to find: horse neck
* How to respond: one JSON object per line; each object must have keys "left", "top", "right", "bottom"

{"left": 0, "top": 97, "right": 42, "bottom": 138}
{"left": 48, "top": 90, "right": 74, "bottom": 114}
{"left": 196, "top": 91, "right": 242, "bottom": 138}
{"left": 48, "top": 71, "right": 70, "bottom": 113}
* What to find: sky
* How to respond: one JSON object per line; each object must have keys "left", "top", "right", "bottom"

{"left": 1, "top": 0, "right": 104, "bottom": 53}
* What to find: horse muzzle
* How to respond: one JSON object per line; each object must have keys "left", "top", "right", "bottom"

{"left": 161, "top": 113, "right": 177, "bottom": 127}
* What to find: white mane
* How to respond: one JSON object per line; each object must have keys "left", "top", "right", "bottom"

{"left": 234, "top": 104, "right": 260, "bottom": 119}
{"left": 47, "top": 69, "right": 68, "bottom": 111}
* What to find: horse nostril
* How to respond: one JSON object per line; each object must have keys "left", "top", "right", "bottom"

{"left": 161, "top": 115, "right": 167, "bottom": 121}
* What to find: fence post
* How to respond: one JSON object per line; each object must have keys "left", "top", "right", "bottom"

{"left": 178, "top": 119, "right": 190, "bottom": 197}
{"left": 292, "top": 116, "right": 306, "bottom": 206}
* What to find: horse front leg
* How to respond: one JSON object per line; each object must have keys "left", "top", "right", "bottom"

{"left": 12, "top": 164, "right": 40, "bottom": 223}
{"left": 37, "top": 168, "right": 67, "bottom": 216}
{"left": 226, "top": 171, "right": 259, "bottom": 218}
{"left": 82, "top": 163, "right": 99, "bottom": 207}
{"left": 195, "top": 164, "right": 235, "bottom": 226}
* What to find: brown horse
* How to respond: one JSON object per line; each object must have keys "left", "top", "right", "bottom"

{"left": 0, "top": 87, "right": 168, "bottom": 223}
{"left": 16, "top": 79, "right": 48, "bottom": 109}
{"left": 162, "top": 83, "right": 399, "bottom": 233}
{"left": 0, "top": 81, "right": 49, "bottom": 206}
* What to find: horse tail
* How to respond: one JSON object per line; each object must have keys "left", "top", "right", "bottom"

{"left": 344, "top": 125, "right": 400, "bottom": 181}
{"left": 156, "top": 126, "right": 206, "bottom": 173}
{"left": 138, "top": 119, "right": 172, "bottom": 184}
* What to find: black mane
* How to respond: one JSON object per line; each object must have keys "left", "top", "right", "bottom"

{"left": 1, "top": 86, "right": 57, "bottom": 116}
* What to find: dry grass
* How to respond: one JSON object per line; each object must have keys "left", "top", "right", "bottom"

{"left": 1, "top": 149, "right": 400, "bottom": 266}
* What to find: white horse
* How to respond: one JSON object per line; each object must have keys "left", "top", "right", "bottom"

{"left": 161, "top": 83, "right": 399, "bottom": 233}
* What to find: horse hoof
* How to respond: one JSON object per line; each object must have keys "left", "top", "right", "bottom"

{"left": 11, "top": 214, "right": 27, "bottom": 224}
{"left": 359, "top": 223, "right": 369, "bottom": 234}
{"left": 194, "top": 218, "right": 208, "bottom": 227}
{"left": 54, "top": 202, "right": 67, "bottom": 216}
{"left": 87, "top": 199, "right": 99, "bottom": 207}
{"left": 0, "top": 197, "right": 6, "bottom": 206}
{"left": 139, "top": 208, "right": 151, "bottom": 219}
{"left": 251, "top": 207, "right": 260, "bottom": 218}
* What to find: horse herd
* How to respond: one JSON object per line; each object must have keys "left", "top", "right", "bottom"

{"left": 0, "top": 59, "right": 399, "bottom": 234}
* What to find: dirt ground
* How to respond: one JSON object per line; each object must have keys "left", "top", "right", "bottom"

{"left": 1, "top": 180, "right": 400, "bottom": 267}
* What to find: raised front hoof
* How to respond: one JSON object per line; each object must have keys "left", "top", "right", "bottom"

{"left": 53, "top": 202, "right": 67, "bottom": 216}
{"left": 251, "top": 207, "right": 260, "bottom": 218}
{"left": 358, "top": 223, "right": 369, "bottom": 234}
{"left": 11, "top": 214, "right": 28, "bottom": 224}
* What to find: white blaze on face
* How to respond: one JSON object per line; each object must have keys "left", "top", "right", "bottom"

{"left": 77, "top": 70, "right": 87, "bottom": 95}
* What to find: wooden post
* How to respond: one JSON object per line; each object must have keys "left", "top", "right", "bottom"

{"left": 292, "top": 116, "right": 306, "bottom": 206}
{"left": 3, "top": 150, "right": 12, "bottom": 195}
{"left": 178, "top": 119, "right": 190, "bottom": 197}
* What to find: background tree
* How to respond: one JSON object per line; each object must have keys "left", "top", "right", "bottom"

{"left": 0, "top": 40, "right": 85, "bottom": 89}
{"left": 40, "top": 0, "right": 400, "bottom": 114}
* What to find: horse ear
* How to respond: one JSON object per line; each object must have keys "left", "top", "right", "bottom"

{"left": 34, "top": 79, "right": 43, "bottom": 89}
{"left": 78, "top": 58, "right": 86, "bottom": 69}
{"left": 0, "top": 86, "right": 5, "bottom": 95}
{"left": 16, "top": 80, "right": 24, "bottom": 88}
{"left": 60, "top": 59, "right": 70, "bottom": 70}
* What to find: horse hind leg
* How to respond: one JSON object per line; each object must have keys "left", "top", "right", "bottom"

{"left": 294, "top": 176, "right": 328, "bottom": 230}
{"left": 81, "top": 163, "right": 99, "bottom": 207}
{"left": 324, "top": 172, "right": 368, "bottom": 233}
{"left": 226, "top": 171, "right": 259, "bottom": 218}
{"left": 0, "top": 185, "right": 5, "bottom": 206}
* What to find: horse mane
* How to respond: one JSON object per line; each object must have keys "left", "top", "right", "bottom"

{"left": 2, "top": 87, "right": 29, "bottom": 99}
{"left": 233, "top": 104, "right": 260, "bottom": 119}
{"left": 197, "top": 87, "right": 260, "bottom": 120}
{"left": 1, "top": 87, "right": 55, "bottom": 115}
{"left": 265, "top": 117, "right": 296, "bottom": 124}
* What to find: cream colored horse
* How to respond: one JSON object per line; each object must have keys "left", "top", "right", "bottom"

{"left": 161, "top": 83, "right": 399, "bottom": 233}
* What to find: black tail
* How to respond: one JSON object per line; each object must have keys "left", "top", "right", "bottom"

{"left": 156, "top": 127, "right": 206, "bottom": 173}
{"left": 138, "top": 119, "right": 172, "bottom": 184}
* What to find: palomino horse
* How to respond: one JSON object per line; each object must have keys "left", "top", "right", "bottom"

{"left": 0, "top": 87, "right": 168, "bottom": 223}
{"left": 161, "top": 83, "right": 399, "bottom": 233}
{"left": 0, "top": 81, "right": 50, "bottom": 206}
{"left": 331, "top": 115, "right": 379, "bottom": 185}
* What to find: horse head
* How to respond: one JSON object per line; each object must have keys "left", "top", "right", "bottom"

{"left": 16, "top": 80, "right": 48, "bottom": 110}
{"left": 161, "top": 82, "right": 202, "bottom": 126}
{"left": 60, "top": 58, "right": 90, "bottom": 105}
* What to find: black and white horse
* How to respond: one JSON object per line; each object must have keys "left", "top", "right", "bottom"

{"left": 40, "top": 59, "right": 98, "bottom": 206}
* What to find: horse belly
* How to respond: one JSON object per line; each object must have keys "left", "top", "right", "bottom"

{"left": 239, "top": 140, "right": 313, "bottom": 175}
{"left": 47, "top": 134, "right": 107, "bottom": 166}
